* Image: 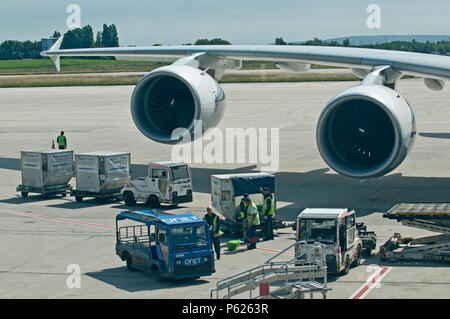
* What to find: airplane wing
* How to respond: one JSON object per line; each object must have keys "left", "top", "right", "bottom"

{"left": 40, "top": 39, "right": 450, "bottom": 179}
{"left": 41, "top": 39, "right": 450, "bottom": 81}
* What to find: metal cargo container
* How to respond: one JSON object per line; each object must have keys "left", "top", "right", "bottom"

{"left": 75, "top": 152, "right": 131, "bottom": 193}
{"left": 211, "top": 172, "right": 276, "bottom": 223}
{"left": 20, "top": 150, "right": 74, "bottom": 188}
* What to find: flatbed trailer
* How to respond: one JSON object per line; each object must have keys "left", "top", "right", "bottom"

{"left": 70, "top": 188, "right": 122, "bottom": 203}
{"left": 380, "top": 202, "right": 450, "bottom": 262}
{"left": 17, "top": 184, "right": 71, "bottom": 198}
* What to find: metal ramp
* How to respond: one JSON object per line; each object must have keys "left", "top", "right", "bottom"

{"left": 381, "top": 202, "right": 450, "bottom": 262}
{"left": 210, "top": 241, "right": 330, "bottom": 299}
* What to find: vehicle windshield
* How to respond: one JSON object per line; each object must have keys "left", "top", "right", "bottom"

{"left": 298, "top": 218, "right": 337, "bottom": 243}
{"left": 171, "top": 225, "right": 208, "bottom": 249}
{"left": 170, "top": 165, "right": 190, "bottom": 181}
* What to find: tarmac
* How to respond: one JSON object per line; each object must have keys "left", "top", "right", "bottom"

{"left": 0, "top": 77, "right": 449, "bottom": 299}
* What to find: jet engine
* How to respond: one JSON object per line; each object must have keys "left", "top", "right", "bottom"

{"left": 316, "top": 85, "right": 416, "bottom": 178}
{"left": 131, "top": 65, "right": 225, "bottom": 144}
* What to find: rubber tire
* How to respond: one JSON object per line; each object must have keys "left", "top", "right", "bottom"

{"left": 151, "top": 265, "right": 163, "bottom": 280}
{"left": 340, "top": 255, "right": 351, "bottom": 276}
{"left": 351, "top": 245, "right": 362, "bottom": 267}
{"left": 124, "top": 253, "right": 135, "bottom": 271}
{"left": 148, "top": 195, "right": 160, "bottom": 208}
{"left": 21, "top": 192, "right": 28, "bottom": 198}
{"left": 123, "top": 192, "right": 136, "bottom": 206}
{"left": 75, "top": 196, "right": 83, "bottom": 203}
{"left": 363, "top": 248, "right": 372, "bottom": 257}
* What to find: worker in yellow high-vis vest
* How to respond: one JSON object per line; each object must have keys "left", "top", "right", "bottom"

{"left": 243, "top": 195, "right": 260, "bottom": 250}
{"left": 203, "top": 206, "right": 223, "bottom": 260}
{"left": 56, "top": 131, "right": 67, "bottom": 150}
{"left": 239, "top": 194, "right": 249, "bottom": 242}
{"left": 262, "top": 187, "right": 275, "bottom": 240}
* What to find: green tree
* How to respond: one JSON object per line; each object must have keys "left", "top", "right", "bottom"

{"left": 275, "top": 37, "right": 286, "bottom": 45}
{"left": 61, "top": 25, "right": 94, "bottom": 49}
{"left": 101, "top": 24, "right": 119, "bottom": 47}
{"left": 95, "top": 31, "right": 102, "bottom": 47}
{"left": 194, "top": 38, "right": 231, "bottom": 45}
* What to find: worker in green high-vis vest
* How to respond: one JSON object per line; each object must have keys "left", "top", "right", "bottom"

{"left": 203, "top": 206, "right": 223, "bottom": 260}
{"left": 56, "top": 131, "right": 67, "bottom": 150}
{"left": 262, "top": 187, "right": 275, "bottom": 241}
{"left": 243, "top": 195, "right": 260, "bottom": 250}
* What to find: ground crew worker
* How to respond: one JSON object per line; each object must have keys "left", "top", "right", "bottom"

{"left": 203, "top": 206, "right": 223, "bottom": 260}
{"left": 239, "top": 194, "right": 249, "bottom": 242}
{"left": 57, "top": 131, "right": 67, "bottom": 149}
{"left": 243, "top": 196, "right": 260, "bottom": 250}
{"left": 262, "top": 187, "right": 275, "bottom": 240}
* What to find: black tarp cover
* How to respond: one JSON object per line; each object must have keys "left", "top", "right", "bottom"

{"left": 230, "top": 175, "right": 275, "bottom": 196}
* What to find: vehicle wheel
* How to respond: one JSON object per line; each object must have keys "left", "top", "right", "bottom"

{"left": 123, "top": 191, "right": 136, "bottom": 206}
{"left": 147, "top": 195, "right": 160, "bottom": 208}
{"left": 124, "top": 253, "right": 135, "bottom": 271}
{"left": 352, "top": 245, "right": 362, "bottom": 267}
{"left": 21, "top": 192, "right": 28, "bottom": 198}
{"left": 151, "top": 265, "right": 163, "bottom": 280}
{"left": 75, "top": 196, "right": 83, "bottom": 203}
{"left": 340, "top": 255, "right": 351, "bottom": 276}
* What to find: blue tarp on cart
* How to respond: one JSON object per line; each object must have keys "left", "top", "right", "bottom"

{"left": 230, "top": 174, "right": 275, "bottom": 196}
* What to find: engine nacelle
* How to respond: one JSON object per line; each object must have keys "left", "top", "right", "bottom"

{"left": 316, "top": 85, "right": 416, "bottom": 178}
{"left": 131, "top": 65, "right": 225, "bottom": 144}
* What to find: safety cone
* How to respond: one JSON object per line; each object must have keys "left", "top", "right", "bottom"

{"left": 51, "top": 139, "right": 55, "bottom": 149}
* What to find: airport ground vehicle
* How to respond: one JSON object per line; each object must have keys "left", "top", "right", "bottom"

{"left": 211, "top": 173, "right": 288, "bottom": 238}
{"left": 295, "top": 208, "right": 376, "bottom": 275}
{"left": 380, "top": 202, "right": 450, "bottom": 262}
{"left": 115, "top": 210, "right": 215, "bottom": 280}
{"left": 121, "top": 161, "right": 193, "bottom": 207}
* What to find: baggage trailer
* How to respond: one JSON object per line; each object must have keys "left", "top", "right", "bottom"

{"left": 211, "top": 173, "right": 289, "bottom": 238}
{"left": 16, "top": 150, "right": 74, "bottom": 198}
{"left": 72, "top": 152, "right": 130, "bottom": 202}
{"left": 380, "top": 202, "right": 450, "bottom": 262}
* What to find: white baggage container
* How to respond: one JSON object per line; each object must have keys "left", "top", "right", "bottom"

{"left": 20, "top": 150, "right": 74, "bottom": 188}
{"left": 75, "top": 152, "right": 130, "bottom": 194}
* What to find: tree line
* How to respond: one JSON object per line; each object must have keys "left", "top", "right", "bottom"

{"left": 276, "top": 37, "right": 450, "bottom": 55}
{"left": 1, "top": 33, "right": 449, "bottom": 60}
{"left": 0, "top": 24, "right": 119, "bottom": 60}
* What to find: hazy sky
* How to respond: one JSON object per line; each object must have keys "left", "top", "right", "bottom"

{"left": 1, "top": 0, "right": 449, "bottom": 45}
